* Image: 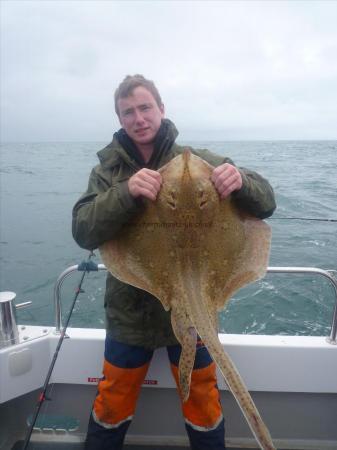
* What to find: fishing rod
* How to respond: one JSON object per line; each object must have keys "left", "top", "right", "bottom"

{"left": 22, "top": 251, "right": 98, "bottom": 450}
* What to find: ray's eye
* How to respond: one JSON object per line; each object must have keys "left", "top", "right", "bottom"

{"left": 167, "top": 200, "right": 176, "bottom": 209}
{"left": 198, "top": 189, "right": 208, "bottom": 209}
{"left": 167, "top": 190, "right": 177, "bottom": 209}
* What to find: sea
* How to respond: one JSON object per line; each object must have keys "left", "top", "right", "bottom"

{"left": 0, "top": 141, "right": 336, "bottom": 337}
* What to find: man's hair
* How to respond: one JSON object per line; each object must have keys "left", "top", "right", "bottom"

{"left": 114, "top": 74, "right": 163, "bottom": 116}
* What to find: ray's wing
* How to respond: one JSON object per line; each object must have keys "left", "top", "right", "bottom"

{"left": 200, "top": 197, "right": 271, "bottom": 311}
{"left": 99, "top": 200, "right": 175, "bottom": 311}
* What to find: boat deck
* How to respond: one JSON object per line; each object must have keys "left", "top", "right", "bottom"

{"left": 12, "top": 443, "right": 288, "bottom": 450}
{"left": 12, "top": 444, "right": 192, "bottom": 450}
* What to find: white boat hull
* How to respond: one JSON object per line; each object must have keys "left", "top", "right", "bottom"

{"left": 1, "top": 326, "right": 336, "bottom": 449}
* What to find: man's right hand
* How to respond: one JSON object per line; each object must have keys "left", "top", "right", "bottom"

{"left": 128, "top": 168, "right": 162, "bottom": 201}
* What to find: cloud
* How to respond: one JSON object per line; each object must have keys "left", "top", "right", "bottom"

{"left": 1, "top": 0, "right": 337, "bottom": 141}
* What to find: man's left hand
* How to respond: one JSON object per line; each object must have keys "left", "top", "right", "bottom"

{"left": 211, "top": 163, "right": 242, "bottom": 199}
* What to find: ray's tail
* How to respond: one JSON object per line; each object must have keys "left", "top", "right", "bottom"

{"left": 182, "top": 265, "right": 276, "bottom": 450}
{"left": 202, "top": 328, "right": 276, "bottom": 450}
{"left": 171, "top": 312, "right": 198, "bottom": 401}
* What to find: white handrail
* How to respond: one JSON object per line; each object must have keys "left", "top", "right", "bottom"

{"left": 54, "top": 265, "right": 337, "bottom": 344}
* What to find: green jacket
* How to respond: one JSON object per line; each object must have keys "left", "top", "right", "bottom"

{"left": 72, "top": 120, "right": 276, "bottom": 349}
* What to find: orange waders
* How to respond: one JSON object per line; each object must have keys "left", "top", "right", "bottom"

{"left": 84, "top": 337, "right": 225, "bottom": 450}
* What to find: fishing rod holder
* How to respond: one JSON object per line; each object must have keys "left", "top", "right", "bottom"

{"left": 0, "top": 291, "right": 32, "bottom": 348}
{"left": 54, "top": 265, "right": 337, "bottom": 345}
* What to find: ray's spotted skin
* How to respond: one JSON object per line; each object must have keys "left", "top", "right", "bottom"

{"left": 100, "top": 151, "right": 275, "bottom": 450}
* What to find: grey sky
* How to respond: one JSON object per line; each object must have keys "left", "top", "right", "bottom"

{"left": 1, "top": 0, "right": 337, "bottom": 141}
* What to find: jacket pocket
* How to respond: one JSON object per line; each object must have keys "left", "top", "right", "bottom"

{"left": 104, "top": 273, "right": 144, "bottom": 323}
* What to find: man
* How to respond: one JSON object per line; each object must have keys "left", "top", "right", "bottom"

{"left": 72, "top": 74, "right": 276, "bottom": 450}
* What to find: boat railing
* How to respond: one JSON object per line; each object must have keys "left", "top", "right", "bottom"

{"left": 54, "top": 265, "right": 337, "bottom": 345}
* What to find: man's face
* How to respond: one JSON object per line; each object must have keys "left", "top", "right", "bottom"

{"left": 117, "top": 86, "right": 165, "bottom": 148}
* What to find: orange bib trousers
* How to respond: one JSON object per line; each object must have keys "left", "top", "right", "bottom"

{"left": 85, "top": 337, "right": 226, "bottom": 450}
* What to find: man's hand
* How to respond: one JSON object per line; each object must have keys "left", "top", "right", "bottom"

{"left": 211, "top": 163, "right": 242, "bottom": 199}
{"left": 128, "top": 168, "right": 162, "bottom": 201}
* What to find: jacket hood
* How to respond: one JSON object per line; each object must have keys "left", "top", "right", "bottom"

{"left": 97, "top": 118, "right": 178, "bottom": 170}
